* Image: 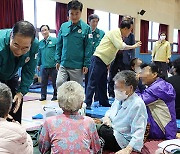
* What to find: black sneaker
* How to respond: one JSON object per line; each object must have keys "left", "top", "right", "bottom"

{"left": 51, "top": 96, "right": 57, "bottom": 101}
{"left": 39, "top": 97, "right": 46, "bottom": 101}
{"left": 86, "top": 105, "right": 92, "bottom": 110}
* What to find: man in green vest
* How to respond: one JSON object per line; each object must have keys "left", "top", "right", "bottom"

{"left": 0, "top": 21, "right": 39, "bottom": 123}
{"left": 37, "top": 25, "right": 57, "bottom": 101}
{"left": 56, "top": 0, "right": 93, "bottom": 88}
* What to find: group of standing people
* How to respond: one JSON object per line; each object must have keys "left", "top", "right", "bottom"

{"left": 0, "top": 0, "right": 171, "bottom": 122}
{"left": 38, "top": 0, "right": 141, "bottom": 111}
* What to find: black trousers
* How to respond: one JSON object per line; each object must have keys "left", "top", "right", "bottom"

{"left": 108, "top": 52, "right": 129, "bottom": 98}
{"left": 0, "top": 74, "right": 23, "bottom": 123}
{"left": 41, "top": 67, "right": 57, "bottom": 98}
{"left": 98, "top": 124, "right": 121, "bottom": 152}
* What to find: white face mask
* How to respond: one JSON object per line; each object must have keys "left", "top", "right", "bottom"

{"left": 114, "top": 89, "right": 128, "bottom": 102}
{"left": 135, "top": 67, "right": 141, "bottom": 73}
{"left": 160, "top": 35, "right": 166, "bottom": 41}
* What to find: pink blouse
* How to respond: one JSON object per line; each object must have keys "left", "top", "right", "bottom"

{"left": 39, "top": 113, "right": 100, "bottom": 154}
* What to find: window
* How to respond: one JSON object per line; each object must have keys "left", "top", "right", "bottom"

{"left": 23, "top": 0, "right": 34, "bottom": 25}
{"left": 148, "top": 21, "right": 160, "bottom": 51}
{"left": 94, "top": 10, "right": 109, "bottom": 32}
{"left": 110, "top": 13, "right": 119, "bottom": 30}
{"left": 36, "top": 0, "right": 56, "bottom": 29}
{"left": 172, "top": 29, "right": 178, "bottom": 52}
{"left": 23, "top": 0, "right": 56, "bottom": 40}
{"left": 94, "top": 10, "right": 119, "bottom": 32}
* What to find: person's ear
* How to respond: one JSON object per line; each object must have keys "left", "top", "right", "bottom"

{"left": 131, "top": 66, "right": 135, "bottom": 71}
{"left": 152, "top": 72, "right": 158, "bottom": 78}
{"left": 130, "top": 85, "right": 134, "bottom": 94}
{"left": 126, "top": 85, "right": 133, "bottom": 95}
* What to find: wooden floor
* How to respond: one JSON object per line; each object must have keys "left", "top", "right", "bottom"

{"left": 21, "top": 92, "right": 57, "bottom": 130}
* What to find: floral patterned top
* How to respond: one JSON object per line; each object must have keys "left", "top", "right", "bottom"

{"left": 39, "top": 113, "right": 100, "bottom": 154}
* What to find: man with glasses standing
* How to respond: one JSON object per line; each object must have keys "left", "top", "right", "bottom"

{"left": 37, "top": 25, "right": 57, "bottom": 101}
{"left": 0, "top": 20, "right": 39, "bottom": 123}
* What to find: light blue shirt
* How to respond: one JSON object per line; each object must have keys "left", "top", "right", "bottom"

{"left": 105, "top": 93, "right": 148, "bottom": 152}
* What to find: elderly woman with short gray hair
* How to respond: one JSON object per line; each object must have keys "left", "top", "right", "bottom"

{"left": 99, "top": 70, "right": 148, "bottom": 154}
{"left": 0, "top": 83, "right": 33, "bottom": 154}
{"left": 39, "top": 81, "right": 100, "bottom": 154}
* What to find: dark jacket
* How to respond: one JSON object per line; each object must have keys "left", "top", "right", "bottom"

{"left": 166, "top": 75, "right": 180, "bottom": 119}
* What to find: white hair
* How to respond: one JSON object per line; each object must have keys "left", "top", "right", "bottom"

{"left": 57, "top": 81, "right": 85, "bottom": 112}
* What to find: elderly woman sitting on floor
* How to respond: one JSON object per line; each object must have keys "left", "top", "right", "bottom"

{"left": 0, "top": 83, "right": 33, "bottom": 154}
{"left": 39, "top": 81, "right": 100, "bottom": 154}
{"left": 98, "top": 70, "right": 148, "bottom": 154}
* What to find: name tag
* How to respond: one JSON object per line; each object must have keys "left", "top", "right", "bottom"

{"left": 88, "top": 34, "right": 93, "bottom": 38}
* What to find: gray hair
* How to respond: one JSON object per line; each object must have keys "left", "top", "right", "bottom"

{"left": 113, "top": 70, "right": 138, "bottom": 91}
{"left": 0, "top": 83, "right": 12, "bottom": 118}
{"left": 57, "top": 81, "right": 84, "bottom": 112}
{"left": 122, "top": 15, "right": 134, "bottom": 24}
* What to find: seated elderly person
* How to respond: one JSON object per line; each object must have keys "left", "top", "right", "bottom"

{"left": 0, "top": 83, "right": 33, "bottom": 154}
{"left": 98, "top": 70, "right": 147, "bottom": 154}
{"left": 166, "top": 58, "right": 180, "bottom": 119}
{"left": 39, "top": 81, "right": 100, "bottom": 154}
{"left": 130, "top": 58, "right": 145, "bottom": 92}
{"left": 136, "top": 63, "right": 177, "bottom": 139}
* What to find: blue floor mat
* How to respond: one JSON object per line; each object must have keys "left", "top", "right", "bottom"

{"left": 86, "top": 107, "right": 110, "bottom": 118}
{"left": 29, "top": 84, "right": 54, "bottom": 94}
{"left": 177, "top": 119, "right": 180, "bottom": 131}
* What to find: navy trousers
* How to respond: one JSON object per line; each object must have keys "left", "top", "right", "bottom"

{"left": 85, "top": 56, "right": 110, "bottom": 107}
{"left": 108, "top": 52, "right": 126, "bottom": 98}
{"left": 85, "top": 71, "right": 98, "bottom": 102}
{"left": 41, "top": 67, "right": 57, "bottom": 98}
{"left": 0, "top": 74, "right": 23, "bottom": 123}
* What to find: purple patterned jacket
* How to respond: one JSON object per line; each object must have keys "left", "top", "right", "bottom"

{"left": 136, "top": 78, "right": 177, "bottom": 139}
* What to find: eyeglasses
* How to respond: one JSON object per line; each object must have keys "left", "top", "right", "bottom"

{"left": 11, "top": 39, "right": 31, "bottom": 54}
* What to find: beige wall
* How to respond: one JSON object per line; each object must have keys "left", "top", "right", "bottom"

{"left": 175, "top": 0, "right": 180, "bottom": 29}
{"left": 54, "top": 0, "right": 180, "bottom": 43}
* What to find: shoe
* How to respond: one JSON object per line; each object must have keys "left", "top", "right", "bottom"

{"left": 51, "top": 96, "right": 57, "bottom": 101}
{"left": 101, "top": 103, "right": 111, "bottom": 107}
{"left": 109, "top": 97, "right": 115, "bottom": 102}
{"left": 39, "top": 97, "right": 46, "bottom": 101}
{"left": 32, "top": 113, "right": 43, "bottom": 119}
{"left": 86, "top": 105, "right": 92, "bottom": 110}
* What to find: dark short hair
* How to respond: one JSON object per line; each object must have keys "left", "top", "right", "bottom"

{"left": 173, "top": 58, "right": 180, "bottom": 75}
{"left": 12, "top": 20, "right": 36, "bottom": 43}
{"left": 122, "top": 16, "right": 134, "bottom": 24}
{"left": 113, "top": 70, "right": 138, "bottom": 91}
{"left": 67, "top": 0, "right": 83, "bottom": 12}
{"left": 0, "top": 83, "right": 12, "bottom": 118}
{"left": 140, "top": 63, "right": 162, "bottom": 77}
{"left": 120, "top": 19, "right": 133, "bottom": 29}
{"left": 88, "top": 14, "right": 99, "bottom": 22}
{"left": 130, "top": 58, "right": 142, "bottom": 67}
{"left": 159, "top": 32, "right": 166, "bottom": 36}
{"left": 40, "top": 25, "right": 50, "bottom": 32}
